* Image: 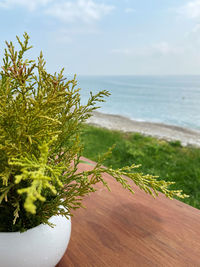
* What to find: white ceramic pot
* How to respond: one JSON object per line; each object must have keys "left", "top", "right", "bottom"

{"left": 0, "top": 213, "right": 71, "bottom": 267}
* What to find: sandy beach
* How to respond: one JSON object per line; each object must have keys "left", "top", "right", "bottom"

{"left": 86, "top": 111, "right": 200, "bottom": 147}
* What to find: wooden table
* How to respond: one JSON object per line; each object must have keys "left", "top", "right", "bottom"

{"left": 57, "top": 158, "right": 200, "bottom": 267}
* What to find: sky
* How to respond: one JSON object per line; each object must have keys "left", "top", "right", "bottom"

{"left": 1, "top": 0, "right": 200, "bottom": 75}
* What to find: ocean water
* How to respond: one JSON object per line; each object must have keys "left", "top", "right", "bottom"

{"left": 76, "top": 75, "right": 200, "bottom": 131}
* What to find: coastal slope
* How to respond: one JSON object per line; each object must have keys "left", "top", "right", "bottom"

{"left": 86, "top": 111, "right": 200, "bottom": 147}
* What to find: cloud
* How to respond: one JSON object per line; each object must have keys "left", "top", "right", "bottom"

{"left": 0, "top": 0, "right": 52, "bottom": 11}
{"left": 177, "top": 1, "right": 200, "bottom": 39}
{"left": 54, "top": 27, "right": 98, "bottom": 44}
{"left": 124, "top": 7, "right": 135, "bottom": 14}
{"left": 111, "top": 48, "right": 133, "bottom": 55}
{"left": 153, "top": 42, "right": 171, "bottom": 55}
{"left": 192, "top": 23, "right": 200, "bottom": 32}
{"left": 45, "top": 0, "right": 115, "bottom": 23}
{"left": 152, "top": 42, "right": 182, "bottom": 55}
{"left": 111, "top": 42, "right": 183, "bottom": 57}
{"left": 0, "top": 0, "right": 114, "bottom": 23}
{"left": 178, "top": 0, "right": 200, "bottom": 19}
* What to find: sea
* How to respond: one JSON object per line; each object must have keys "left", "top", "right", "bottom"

{"left": 76, "top": 75, "right": 200, "bottom": 131}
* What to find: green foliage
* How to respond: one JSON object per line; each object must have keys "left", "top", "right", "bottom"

{"left": 81, "top": 125, "right": 199, "bottom": 208}
{"left": 0, "top": 34, "right": 188, "bottom": 232}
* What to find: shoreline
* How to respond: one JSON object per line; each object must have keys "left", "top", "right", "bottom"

{"left": 86, "top": 111, "right": 200, "bottom": 147}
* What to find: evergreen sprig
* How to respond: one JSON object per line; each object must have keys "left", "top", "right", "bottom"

{"left": 0, "top": 33, "right": 188, "bottom": 232}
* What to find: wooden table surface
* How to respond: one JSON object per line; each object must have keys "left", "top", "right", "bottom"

{"left": 57, "top": 158, "right": 200, "bottom": 267}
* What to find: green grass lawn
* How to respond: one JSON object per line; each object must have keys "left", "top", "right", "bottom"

{"left": 80, "top": 124, "right": 200, "bottom": 209}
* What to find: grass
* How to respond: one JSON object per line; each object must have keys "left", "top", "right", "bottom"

{"left": 80, "top": 124, "right": 200, "bottom": 209}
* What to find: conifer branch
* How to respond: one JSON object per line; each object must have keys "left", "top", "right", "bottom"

{"left": 0, "top": 33, "right": 188, "bottom": 232}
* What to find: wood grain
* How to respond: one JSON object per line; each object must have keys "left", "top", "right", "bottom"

{"left": 56, "top": 158, "right": 200, "bottom": 267}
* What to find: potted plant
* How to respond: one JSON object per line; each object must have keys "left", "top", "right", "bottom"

{"left": 0, "top": 33, "right": 187, "bottom": 267}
